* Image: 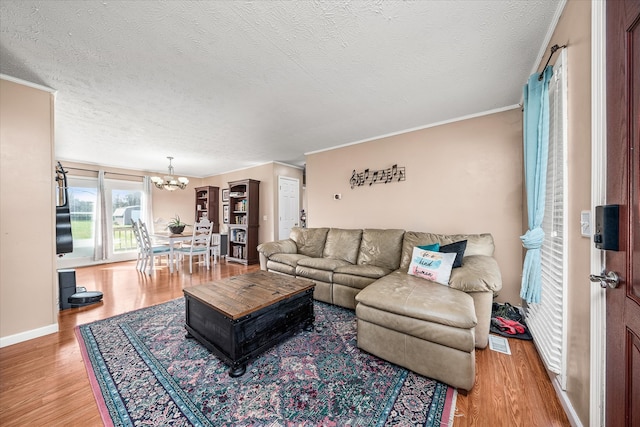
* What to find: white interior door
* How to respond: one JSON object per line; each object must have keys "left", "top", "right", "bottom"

{"left": 278, "top": 176, "right": 300, "bottom": 240}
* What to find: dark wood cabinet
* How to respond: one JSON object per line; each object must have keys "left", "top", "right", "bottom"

{"left": 194, "top": 186, "right": 219, "bottom": 233}
{"left": 227, "top": 179, "right": 260, "bottom": 265}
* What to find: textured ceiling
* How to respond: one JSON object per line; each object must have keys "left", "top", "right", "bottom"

{"left": 0, "top": 1, "right": 561, "bottom": 177}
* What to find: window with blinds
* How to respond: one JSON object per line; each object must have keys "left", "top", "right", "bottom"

{"left": 524, "top": 50, "right": 568, "bottom": 390}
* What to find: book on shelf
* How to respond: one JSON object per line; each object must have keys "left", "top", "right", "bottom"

{"left": 232, "top": 245, "right": 244, "bottom": 259}
{"left": 231, "top": 229, "right": 246, "bottom": 243}
{"left": 234, "top": 200, "right": 247, "bottom": 212}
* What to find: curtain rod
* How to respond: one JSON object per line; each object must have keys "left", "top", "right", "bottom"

{"left": 63, "top": 166, "right": 145, "bottom": 179}
{"left": 538, "top": 44, "right": 567, "bottom": 81}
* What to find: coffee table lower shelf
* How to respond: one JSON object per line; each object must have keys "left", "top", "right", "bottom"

{"left": 184, "top": 288, "right": 314, "bottom": 377}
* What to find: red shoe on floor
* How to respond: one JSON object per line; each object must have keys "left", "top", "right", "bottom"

{"left": 491, "top": 317, "right": 516, "bottom": 334}
{"left": 495, "top": 317, "right": 525, "bottom": 334}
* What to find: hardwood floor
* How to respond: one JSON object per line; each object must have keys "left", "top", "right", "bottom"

{"left": 0, "top": 260, "right": 570, "bottom": 426}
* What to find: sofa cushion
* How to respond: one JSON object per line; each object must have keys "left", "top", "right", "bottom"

{"left": 334, "top": 264, "right": 392, "bottom": 279}
{"left": 401, "top": 232, "right": 495, "bottom": 270}
{"left": 296, "top": 265, "right": 334, "bottom": 283}
{"left": 333, "top": 264, "right": 392, "bottom": 291}
{"left": 357, "top": 229, "right": 405, "bottom": 271}
{"left": 297, "top": 257, "right": 351, "bottom": 271}
{"left": 439, "top": 240, "right": 467, "bottom": 268}
{"left": 332, "top": 274, "right": 378, "bottom": 290}
{"left": 449, "top": 255, "right": 502, "bottom": 292}
{"left": 323, "top": 228, "right": 362, "bottom": 264}
{"left": 461, "top": 234, "right": 495, "bottom": 256}
{"left": 296, "top": 257, "right": 353, "bottom": 285}
{"left": 269, "top": 252, "right": 309, "bottom": 268}
{"left": 356, "top": 271, "right": 477, "bottom": 329}
{"left": 407, "top": 248, "right": 457, "bottom": 285}
{"left": 266, "top": 260, "right": 296, "bottom": 276}
{"left": 290, "top": 227, "right": 329, "bottom": 257}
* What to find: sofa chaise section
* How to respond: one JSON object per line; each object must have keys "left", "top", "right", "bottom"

{"left": 396, "top": 231, "right": 502, "bottom": 348}
{"left": 355, "top": 271, "right": 477, "bottom": 390}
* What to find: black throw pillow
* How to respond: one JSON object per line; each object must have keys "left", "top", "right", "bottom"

{"left": 439, "top": 240, "right": 467, "bottom": 268}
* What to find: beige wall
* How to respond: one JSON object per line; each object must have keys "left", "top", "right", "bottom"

{"left": 540, "top": 0, "right": 592, "bottom": 424}
{"left": 306, "top": 108, "right": 524, "bottom": 304}
{"left": 0, "top": 79, "right": 57, "bottom": 342}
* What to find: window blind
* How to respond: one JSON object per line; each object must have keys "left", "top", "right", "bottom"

{"left": 525, "top": 50, "right": 568, "bottom": 390}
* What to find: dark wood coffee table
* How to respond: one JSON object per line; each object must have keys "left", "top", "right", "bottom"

{"left": 183, "top": 271, "right": 315, "bottom": 377}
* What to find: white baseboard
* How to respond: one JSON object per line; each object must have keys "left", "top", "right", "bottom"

{"left": 552, "top": 375, "right": 583, "bottom": 427}
{"left": 0, "top": 323, "right": 59, "bottom": 348}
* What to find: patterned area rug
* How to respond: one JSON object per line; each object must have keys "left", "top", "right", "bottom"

{"left": 76, "top": 299, "right": 456, "bottom": 426}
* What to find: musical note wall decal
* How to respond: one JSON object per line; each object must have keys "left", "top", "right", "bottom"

{"left": 350, "top": 164, "right": 406, "bottom": 189}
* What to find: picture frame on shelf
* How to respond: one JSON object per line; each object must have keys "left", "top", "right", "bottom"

{"left": 223, "top": 204, "right": 229, "bottom": 224}
{"left": 222, "top": 188, "right": 229, "bottom": 202}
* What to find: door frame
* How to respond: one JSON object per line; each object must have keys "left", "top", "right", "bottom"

{"left": 589, "top": 1, "right": 607, "bottom": 426}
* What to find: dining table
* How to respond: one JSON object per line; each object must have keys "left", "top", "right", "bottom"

{"left": 152, "top": 231, "right": 194, "bottom": 273}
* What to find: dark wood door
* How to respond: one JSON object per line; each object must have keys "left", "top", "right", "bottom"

{"left": 606, "top": 1, "right": 640, "bottom": 426}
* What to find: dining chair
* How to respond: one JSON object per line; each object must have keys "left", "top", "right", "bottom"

{"left": 175, "top": 219, "right": 214, "bottom": 274}
{"left": 131, "top": 221, "right": 145, "bottom": 271}
{"left": 137, "top": 219, "right": 171, "bottom": 274}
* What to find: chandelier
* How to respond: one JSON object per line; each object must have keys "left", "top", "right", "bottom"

{"left": 150, "top": 157, "right": 189, "bottom": 191}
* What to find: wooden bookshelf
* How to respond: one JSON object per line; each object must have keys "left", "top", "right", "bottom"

{"left": 226, "top": 179, "right": 260, "bottom": 265}
{"left": 194, "top": 186, "right": 219, "bottom": 233}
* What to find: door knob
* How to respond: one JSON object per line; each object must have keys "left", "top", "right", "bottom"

{"left": 589, "top": 271, "right": 620, "bottom": 289}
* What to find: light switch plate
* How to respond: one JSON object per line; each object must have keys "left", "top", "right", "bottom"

{"left": 580, "top": 210, "right": 591, "bottom": 237}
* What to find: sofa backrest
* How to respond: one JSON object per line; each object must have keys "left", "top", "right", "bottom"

{"left": 357, "top": 229, "right": 405, "bottom": 271}
{"left": 290, "top": 227, "right": 330, "bottom": 257}
{"left": 400, "top": 231, "right": 495, "bottom": 270}
{"left": 323, "top": 228, "right": 363, "bottom": 264}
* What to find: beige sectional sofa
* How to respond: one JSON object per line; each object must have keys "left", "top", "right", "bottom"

{"left": 257, "top": 227, "right": 502, "bottom": 390}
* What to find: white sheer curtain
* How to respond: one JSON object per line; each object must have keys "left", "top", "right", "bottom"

{"left": 93, "top": 170, "right": 109, "bottom": 261}
{"left": 142, "top": 176, "right": 154, "bottom": 233}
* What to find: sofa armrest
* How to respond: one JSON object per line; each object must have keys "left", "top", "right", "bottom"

{"left": 257, "top": 239, "right": 298, "bottom": 258}
{"left": 448, "top": 255, "right": 502, "bottom": 293}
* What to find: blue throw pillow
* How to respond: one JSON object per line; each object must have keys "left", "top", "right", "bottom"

{"left": 417, "top": 243, "right": 440, "bottom": 252}
{"left": 439, "top": 240, "right": 467, "bottom": 268}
